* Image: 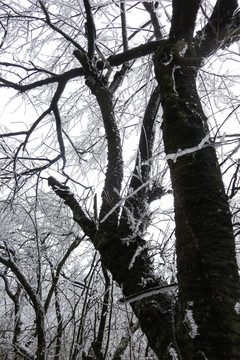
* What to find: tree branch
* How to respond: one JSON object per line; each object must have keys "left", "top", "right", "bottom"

{"left": 170, "top": 0, "right": 202, "bottom": 41}
{"left": 83, "top": 0, "right": 96, "bottom": 60}
{"left": 130, "top": 86, "right": 161, "bottom": 189}
{"left": 95, "top": 87, "right": 123, "bottom": 226}
{"left": 44, "top": 236, "right": 83, "bottom": 313}
{"left": 48, "top": 176, "right": 96, "bottom": 238}
{"left": 50, "top": 81, "right": 68, "bottom": 170}
{"left": 143, "top": 2, "right": 162, "bottom": 40}
{"left": 120, "top": 0, "right": 128, "bottom": 51}
{"left": 39, "top": 0, "right": 86, "bottom": 53}
{"left": 0, "top": 67, "right": 84, "bottom": 91}
{"left": 0, "top": 41, "right": 165, "bottom": 95}
{"left": 74, "top": 53, "right": 123, "bottom": 226}
{"left": 120, "top": 86, "right": 161, "bottom": 231}
{"left": 194, "top": 0, "right": 239, "bottom": 56}
{"left": 92, "top": 265, "right": 110, "bottom": 359}
{"left": 0, "top": 255, "right": 46, "bottom": 360}
{"left": 107, "top": 40, "right": 164, "bottom": 67}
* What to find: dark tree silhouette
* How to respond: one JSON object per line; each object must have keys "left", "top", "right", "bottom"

{"left": 0, "top": 1, "right": 240, "bottom": 359}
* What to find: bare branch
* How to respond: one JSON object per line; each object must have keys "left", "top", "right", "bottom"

{"left": 194, "top": 0, "right": 239, "bottom": 56}
{"left": 0, "top": 131, "right": 27, "bottom": 138}
{"left": 83, "top": 0, "right": 96, "bottom": 60}
{"left": 38, "top": 0, "right": 86, "bottom": 53}
{"left": 0, "top": 14, "right": 9, "bottom": 49}
{"left": 109, "top": 63, "right": 129, "bottom": 94}
{"left": 48, "top": 176, "right": 96, "bottom": 238}
{"left": 170, "top": 0, "right": 202, "bottom": 41}
{"left": 94, "top": 87, "right": 123, "bottom": 226}
{"left": 92, "top": 264, "right": 110, "bottom": 359}
{"left": 50, "top": 81, "right": 68, "bottom": 170}
{"left": 22, "top": 107, "right": 52, "bottom": 151}
{"left": 107, "top": 40, "right": 164, "bottom": 67}
{"left": 120, "top": 0, "right": 128, "bottom": 51}
{"left": 0, "top": 68, "right": 84, "bottom": 91}
{"left": 0, "top": 255, "right": 46, "bottom": 360}
{"left": 120, "top": 86, "right": 161, "bottom": 229}
{"left": 143, "top": 2, "right": 162, "bottom": 40}
{"left": 44, "top": 236, "right": 83, "bottom": 313}
{"left": 19, "top": 155, "right": 62, "bottom": 176}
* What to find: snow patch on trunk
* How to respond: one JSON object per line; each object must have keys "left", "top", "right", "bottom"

{"left": 234, "top": 301, "right": 240, "bottom": 314}
{"left": 184, "top": 301, "right": 199, "bottom": 338}
{"left": 128, "top": 244, "right": 148, "bottom": 269}
{"left": 168, "top": 344, "right": 179, "bottom": 359}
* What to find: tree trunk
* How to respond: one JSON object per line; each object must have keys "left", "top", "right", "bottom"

{"left": 154, "top": 44, "right": 240, "bottom": 359}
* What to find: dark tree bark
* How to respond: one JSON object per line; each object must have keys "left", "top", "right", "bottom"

{"left": 1, "top": 1, "right": 240, "bottom": 359}
{"left": 48, "top": 0, "right": 240, "bottom": 357}
{"left": 0, "top": 257, "right": 46, "bottom": 360}
{"left": 0, "top": 275, "right": 23, "bottom": 360}
{"left": 152, "top": 1, "right": 240, "bottom": 358}
{"left": 154, "top": 49, "right": 240, "bottom": 359}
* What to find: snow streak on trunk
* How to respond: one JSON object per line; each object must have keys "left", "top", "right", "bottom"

{"left": 154, "top": 46, "right": 240, "bottom": 359}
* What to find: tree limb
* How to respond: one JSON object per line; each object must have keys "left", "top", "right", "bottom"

{"left": 120, "top": 0, "right": 128, "bottom": 51}
{"left": 194, "top": 0, "right": 239, "bottom": 56}
{"left": 120, "top": 86, "right": 161, "bottom": 231}
{"left": 0, "top": 67, "right": 84, "bottom": 91}
{"left": 0, "top": 255, "right": 46, "bottom": 360}
{"left": 48, "top": 176, "right": 96, "bottom": 238}
{"left": 170, "top": 0, "right": 202, "bottom": 41}
{"left": 51, "top": 81, "right": 68, "bottom": 170}
{"left": 39, "top": 0, "right": 86, "bottom": 53}
{"left": 44, "top": 236, "right": 83, "bottom": 313}
{"left": 83, "top": 0, "right": 96, "bottom": 60}
{"left": 107, "top": 40, "right": 164, "bottom": 67}
{"left": 143, "top": 2, "right": 162, "bottom": 40}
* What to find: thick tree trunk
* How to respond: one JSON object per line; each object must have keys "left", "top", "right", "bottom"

{"left": 154, "top": 45, "right": 240, "bottom": 359}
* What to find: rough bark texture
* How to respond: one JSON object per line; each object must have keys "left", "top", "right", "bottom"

{"left": 48, "top": 1, "right": 240, "bottom": 356}
{"left": 31, "top": 1, "right": 240, "bottom": 359}
{"left": 154, "top": 39, "right": 240, "bottom": 359}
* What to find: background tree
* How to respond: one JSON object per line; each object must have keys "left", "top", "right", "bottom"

{"left": 0, "top": 1, "right": 239, "bottom": 359}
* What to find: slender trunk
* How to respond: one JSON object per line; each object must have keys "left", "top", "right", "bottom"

{"left": 13, "top": 286, "right": 22, "bottom": 360}
{"left": 154, "top": 48, "right": 240, "bottom": 359}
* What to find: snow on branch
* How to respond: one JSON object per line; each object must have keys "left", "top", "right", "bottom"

{"left": 165, "top": 134, "right": 211, "bottom": 163}
{"left": 100, "top": 174, "right": 161, "bottom": 224}
{"left": 128, "top": 244, "right": 148, "bottom": 270}
{"left": 118, "top": 283, "right": 177, "bottom": 304}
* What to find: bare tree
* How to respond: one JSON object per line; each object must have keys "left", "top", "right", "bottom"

{"left": 0, "top": 0, "right": 240, "bottom": 359}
